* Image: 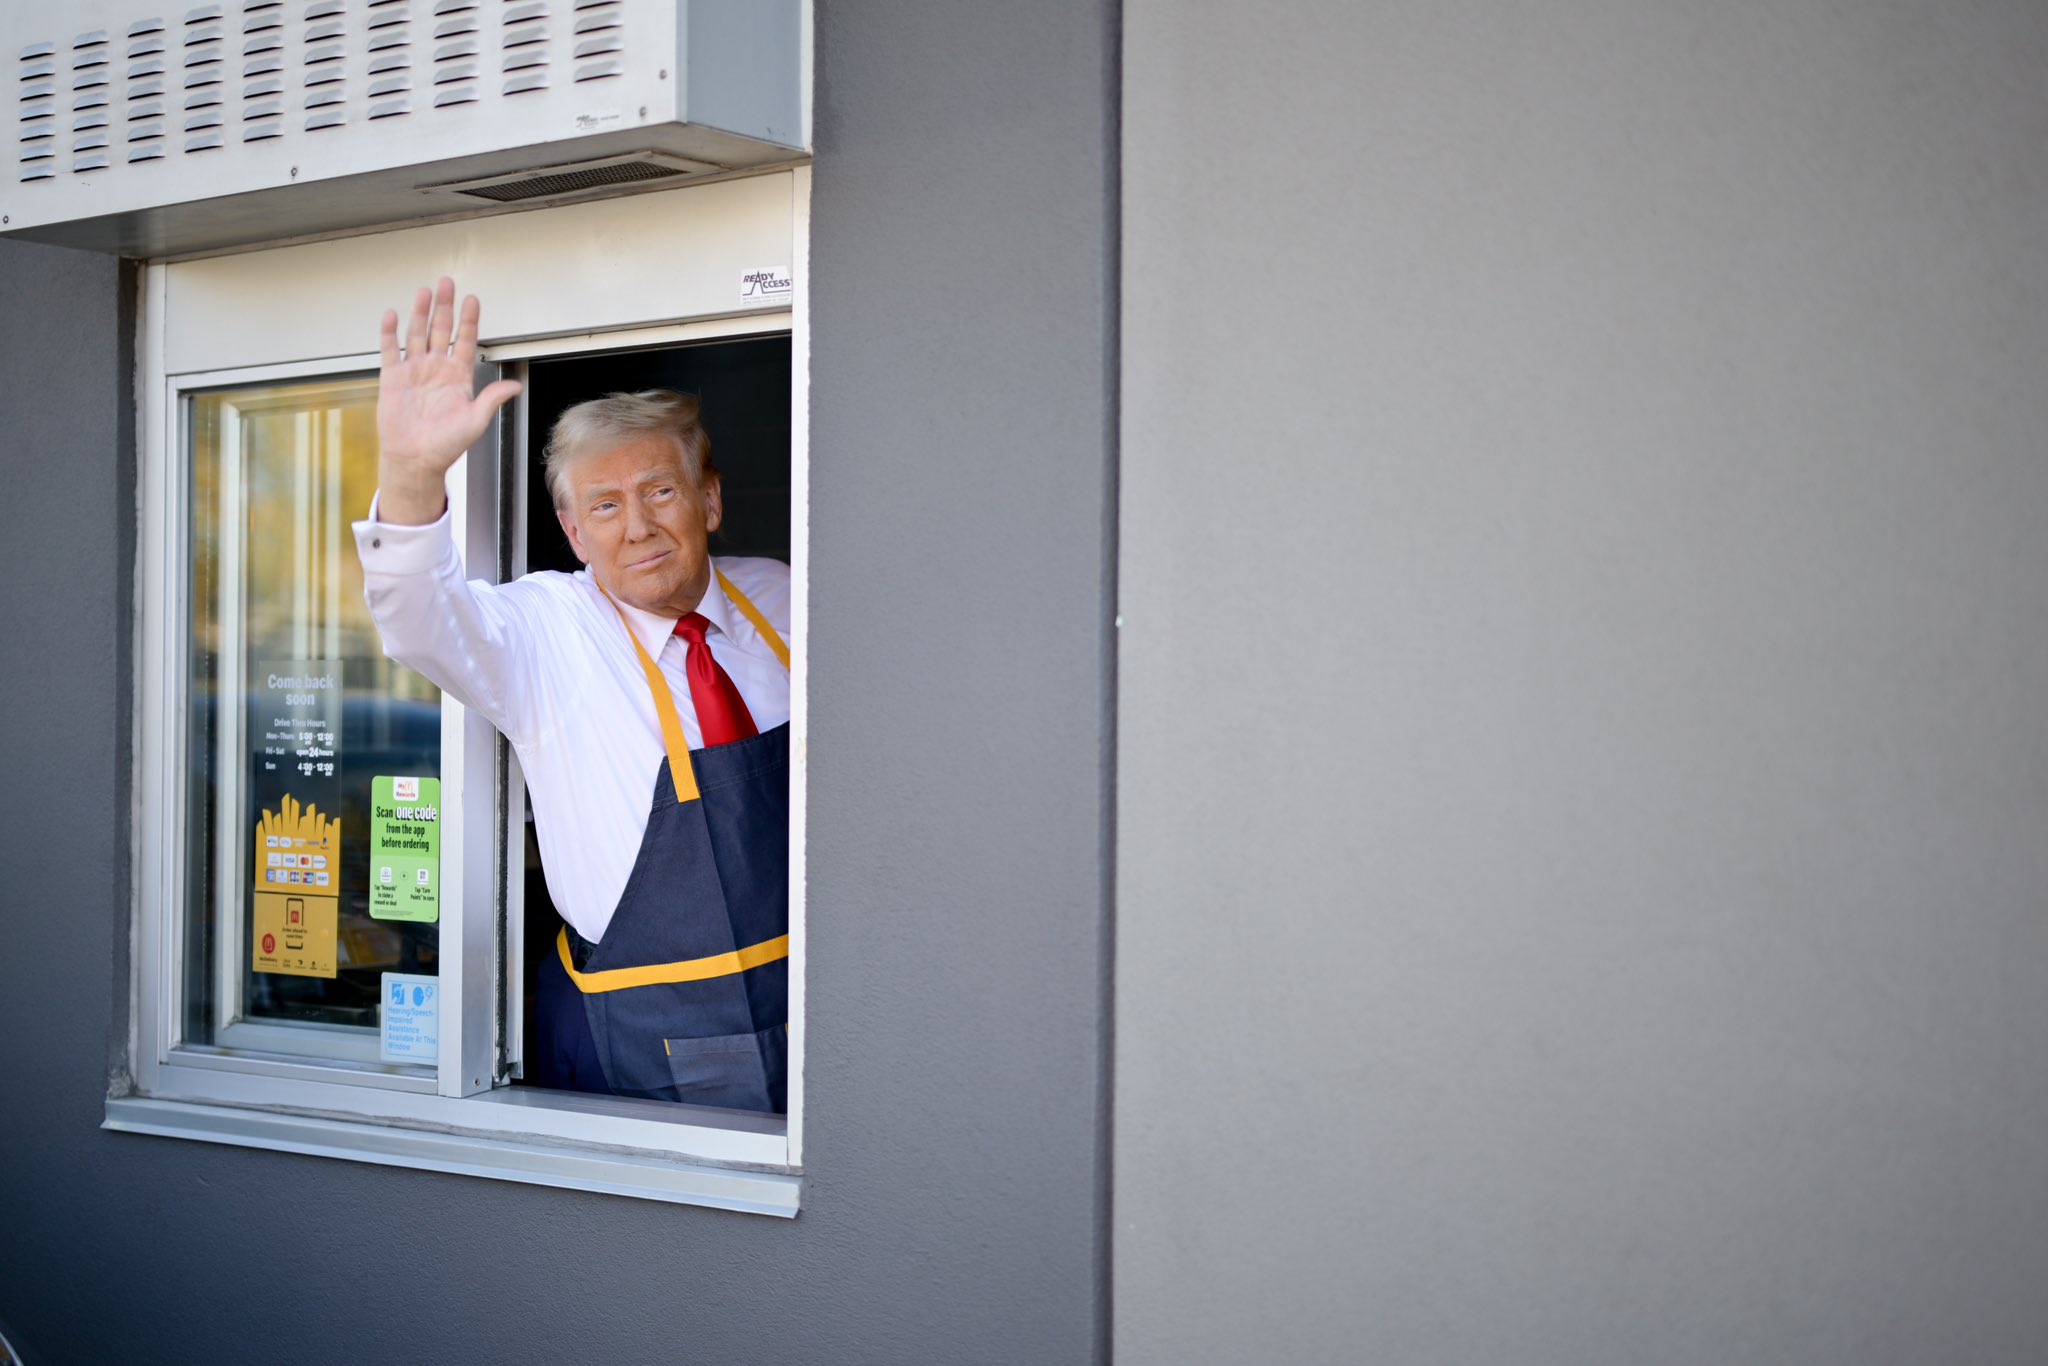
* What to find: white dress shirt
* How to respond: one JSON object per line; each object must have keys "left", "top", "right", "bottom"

{"left": 352, "top": 506, "right": 792, "bottom": 942}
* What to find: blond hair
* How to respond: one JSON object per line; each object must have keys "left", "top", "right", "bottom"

{"left": 543, "top": 389, "right": 715, "bottom": 509}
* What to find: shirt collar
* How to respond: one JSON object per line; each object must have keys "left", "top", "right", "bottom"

{"left": 597, "top": 559, "right": 739, "bottom": 658}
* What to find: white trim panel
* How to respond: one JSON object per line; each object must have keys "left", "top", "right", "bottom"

{"left": 783, "top": 163, "right": 812, "bottom": 1166}
{"left": 162, "top": 172, "right": 797, "bottom": 374}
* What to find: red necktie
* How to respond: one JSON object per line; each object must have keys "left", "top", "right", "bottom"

{"left": 672, "top": 612, "right": 759, "bottom": 748}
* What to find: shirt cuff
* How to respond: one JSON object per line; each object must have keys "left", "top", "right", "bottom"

{"left": 352, "top": 494, "right": 458, "bottom": 576}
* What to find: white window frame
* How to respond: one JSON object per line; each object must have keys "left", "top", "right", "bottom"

{"left": 112, "top": 170, "right": 812, "bottom": 1216}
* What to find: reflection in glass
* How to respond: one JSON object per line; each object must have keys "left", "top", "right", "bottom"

{"left": 184, "top": 376, "right": 440, "bottom": 1063}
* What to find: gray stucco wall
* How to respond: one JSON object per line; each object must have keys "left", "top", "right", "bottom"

{"left": 0, "top": 4, "right": 1115, "bottom": 1363}
{"left": 0, "top": 241, "right": 135, "bottom": 1365}
{"left": 1117, "top": 2, "right": 2048, "bottom": 1363}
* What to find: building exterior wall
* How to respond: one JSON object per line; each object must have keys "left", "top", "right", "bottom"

{"left": 1116, "top": 2, "right": 2048, "bottom": 1363}
{"left": 0, "top": 3, "right": 1116, "bottom": 1362}
{"left": 0, "top": 240, "right": 137, "bottom": 1363}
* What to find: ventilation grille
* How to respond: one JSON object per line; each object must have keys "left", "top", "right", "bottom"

{"left": 14, "top": 0, "right": 636, "bottom": 183}
{"left": 453, "top": 156, "right": 680, "bottom": 201}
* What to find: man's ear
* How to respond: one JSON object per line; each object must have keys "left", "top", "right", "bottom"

{"left": 556, "top": 507, "right": 591, "bottom": 565}
{"left": 702, "top": 473, "right": 724, "bottom": 535}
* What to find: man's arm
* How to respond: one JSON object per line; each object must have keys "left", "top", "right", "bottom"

{"left": 355, "top": 279, "right": 539, "bottom": 739}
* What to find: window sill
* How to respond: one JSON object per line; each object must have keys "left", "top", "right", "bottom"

{"left": 104, "top": 1095, "right": 801, "bottom": 1217}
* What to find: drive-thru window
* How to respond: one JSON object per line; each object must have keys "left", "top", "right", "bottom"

{"left": 5, "top": 0, "right": 811, "bottom": 1213}
{"left": 128, "top": 178, "right": 809, "bottom": 1212}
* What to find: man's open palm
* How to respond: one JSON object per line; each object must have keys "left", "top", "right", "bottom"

{"left": 376, "top": 276, "right": 522, "bottom": 524}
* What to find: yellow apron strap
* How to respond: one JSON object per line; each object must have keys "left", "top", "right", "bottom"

{"left": 559, "top": 925, "right": 791, "bottom": 994}
{"left": 593, "top": 567, "right": 791, "bottom": 808}
{"left": 716, "top": 568, "right": 792, "bottom": 671}
{"left": 594, "top": 579, "right": 700, "bottom": 805}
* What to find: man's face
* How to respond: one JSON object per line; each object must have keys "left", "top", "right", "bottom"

{"left": 557, "top": 433, "right": 723, "bottom": 617}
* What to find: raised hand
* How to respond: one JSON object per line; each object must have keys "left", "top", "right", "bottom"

{"left": 375, "top": 276, "right": 524, "bottom": 525}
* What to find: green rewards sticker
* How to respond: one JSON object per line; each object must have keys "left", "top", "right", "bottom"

{"left": 370, "top": 775, "right": 441, "bottom": 922}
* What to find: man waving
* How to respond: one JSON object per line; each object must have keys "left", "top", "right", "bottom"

{"left": 354, "top": 277, "right": 793, "bottom": 1112}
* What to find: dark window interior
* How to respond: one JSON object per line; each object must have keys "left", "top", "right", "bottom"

{"left": 522, "top": 334, "right": 793, "bottom": 572}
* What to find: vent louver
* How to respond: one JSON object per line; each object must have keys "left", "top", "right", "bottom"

{"left": 18, "top": 40, "right": 56, "bottom": 181}
{"left": 240, "top": 1, "right": 284, "bottom": 141}
{"left": 571, "top": 0, "right": 621, "bottom": 82}
{"left": 302, "top": 0, "right": 343, "bottom": 131}
{"left": 430, "top": 0, "right": 478, "bottom": 108}
{"left": 366, "top": 0, "right": 409, "bottom": 121}
{"left": 126, "top": 19, "right": 167, "bottom": 163}
{"left": 501, "top": 0, "right": 547, "bottom": 96}
{"left": 71, "top": 30, "right": 112, "bottom": 172}
{"left": 182, "top": 6, "right": 224, "bottom": 152}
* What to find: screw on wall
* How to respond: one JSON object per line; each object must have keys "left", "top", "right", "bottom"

{"left": 290, "top": 166, "right": 299, "bottom": 178}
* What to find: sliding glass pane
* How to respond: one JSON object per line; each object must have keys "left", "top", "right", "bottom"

{"left": 184, "top": 375, "right": 442, "bottom": 1067}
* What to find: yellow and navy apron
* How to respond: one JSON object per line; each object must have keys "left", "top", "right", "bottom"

{"left": 532, "top": 569, "right": 791, "bottom": 1112}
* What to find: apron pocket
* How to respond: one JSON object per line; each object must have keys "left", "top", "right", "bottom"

{"left": 663, "top": 1025, "right": 785, "bottom": 1113}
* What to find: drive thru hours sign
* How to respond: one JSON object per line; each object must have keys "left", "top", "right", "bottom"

{"left": 250, "top": 662, "right": 344, "bottom": 978}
